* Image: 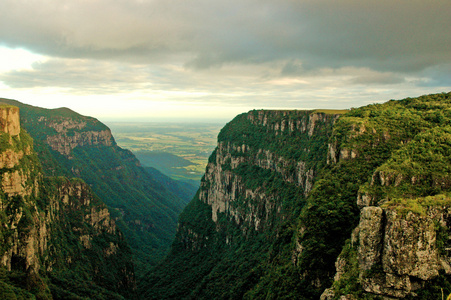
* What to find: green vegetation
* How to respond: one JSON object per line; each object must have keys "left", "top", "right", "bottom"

{"left": 144, "top": 166, "right": 198, "bottom": 204}
{"left": 0, "top": 267, "right": 36, "bottom": 300}
{"left": 0, "top": 98, "right": 191, "bottom": 278}
{"left": 135, "top": 151, "right": 200, "bottom": 186}
{"left": 313, "top": 109, "right": 349, "bottom": 115}
{"left": 4, "top": 92, "right": 451, "bottom": 299}
{"left": 142, "top": 92, "right": 451, "bottom": 299}
{"left": 0, "top": 120, "right": 133, "bottom": 299}
{"left": 41, "top": 177, "right": 135, "bottom": 299}
{"left": 298, "top": 92, "right": 451, "bottom": 296}
{"left": 329, "top": 240, "right": 363, "bottom": 298}
{"left": 141, "top": 109, "right": 337, "bottom": 299}
{"left": 363, "top": 126, "right": 451, "bottom": 203}
{"left": 382, "top": 194, "right": 451, "bottom": 216}
{"left": 108, "top": 122, "right": 222, "bottom": 182}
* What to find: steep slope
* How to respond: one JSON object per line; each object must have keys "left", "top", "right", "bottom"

{"left": 322, "top": 93, "right": 451, "bottom": 299}
{"left": 144, "top": 166, "right": 198, "bottom": 204}
{"left": 141, "top": 109, "right": 343, "bottom": 299}
{"left": 0, "top": 104, "right": 134, "bottom": 299}
{"left": 0, "top": 98, "right": 188, "bottom": 276}
{"left": 143, "top": 92, "right": 451, "bottom": 299}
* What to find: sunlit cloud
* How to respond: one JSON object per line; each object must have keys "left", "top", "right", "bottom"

{"left": 0, "top": 0, "right": 449, "bottom": 121}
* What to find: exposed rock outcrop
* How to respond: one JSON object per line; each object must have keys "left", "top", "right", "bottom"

{"left": 324, "top": 205, "right": 451, "bottom": 299}
{"left": 145, "top": 92, "right": 451, "bottom": 300}
{"left": 180, "top": 110, "right": 341, "bottom": 254}
{"left": 0, "top": 105, "right": 20, "bottom": 136}
{"left": 1, "top": 97, "right": 190, "bottom": 278}
{"left": 0, "top": 105, "right": 134, "bottom": 298}
{"left": 0, "top": 105, "right": 39, "bottom": 200}
{"left": 45, "top": 120, "right": 114, "bottom": 157}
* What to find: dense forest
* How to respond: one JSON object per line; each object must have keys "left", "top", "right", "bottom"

{"left": 2, "top": 92, "right": 451, "bottom": 299}
{"left": 142, "top": 92, "right": 451, "bottom": 299}
{"left": 0, "top": 98, "right": 193, "bottom": 277}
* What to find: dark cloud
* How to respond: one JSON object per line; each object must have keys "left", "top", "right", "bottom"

{"left": 1, "top": 0, "right": 449, "bottom": 73}
{"left": 280, "top": 60, "right": 304, "bottom": 77}
{"left": 349, "top": 72, "right": 406, "bottom": 85}
{"left": 0, "top": 59, "right": 154, "bottom": 93}
{"left": 0, "top": 0, "right": 449, "bottom": 112}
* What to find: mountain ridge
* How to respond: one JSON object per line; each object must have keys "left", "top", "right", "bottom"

{"left": 0, "top": 104, "right": 135, "bottom": 299}
{"left": 3, "top": 92, "right": 451, "bottom": 299}
{"left": 0, "top": 97, "right": 190, "bottom": 276}
{"left": 142, "top": 92, "right": 451, "bottom": 299}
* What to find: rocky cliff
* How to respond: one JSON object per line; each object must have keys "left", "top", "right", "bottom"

{"left": 0, "top": 98, "right": 188, "bottom": 277}
{"left": 0, "top": 104, "right": 134, "bottom": 299}
{"left": 0, "top": 105, "right": 42, "bottom": 278}
{"left": 199, "top": 110, "right": 340, "bottom": 233}
{"left": 141, "top": 109, "right": 343, "bottom": 299}
{"left": 144, "top": 92, "right": 451, "bottom": 300}
{"left": 45, "top": 125, "right": 113, "bottom": 157}
{"left": 321, "top": 100, "right": 451, "bottom": 299}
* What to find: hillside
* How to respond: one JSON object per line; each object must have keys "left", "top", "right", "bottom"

{"left": 0, "top": 105, "right": 134, "bottom": 299}
{"left": 0, "top": 98, "right": 189, "bottom": 276}
{"left": 143, "top": 166, "right": 198, "bottom": 204}
{"left": 142, "top": 92, "right": 451, "bottom": 299}
{"left": 108, "top": 121, "right": 221, "bottom": 183}
{"left": 136, "top": 151, "right": 201, "bottom": 187}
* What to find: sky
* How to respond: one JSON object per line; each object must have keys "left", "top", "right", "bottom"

{"left": 0, "top": 0, "right": 450, "bottom": 122}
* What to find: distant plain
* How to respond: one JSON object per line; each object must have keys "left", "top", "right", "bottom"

{"left": 107, "top": 122, "right": 224, "bottom": 184}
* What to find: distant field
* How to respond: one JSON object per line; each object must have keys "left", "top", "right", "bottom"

{"left": 107, "top": 122, "right": 224, "bottom": 182}
{"left": 313, "top": 109, "right": 349, "bottom": 115}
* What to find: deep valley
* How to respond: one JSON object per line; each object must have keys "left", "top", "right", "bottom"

{"left": 1, "top": 92, "right": 451, "bottom": 299}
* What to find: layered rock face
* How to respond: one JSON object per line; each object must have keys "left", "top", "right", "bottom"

{"left": 0, "top": 105, "right": 20, "bottom": 136}
{"left": 142, "top": 110, "right": 343, "bottom": 299}
{"left": 322, "top": 205, "right": 451, "bottom": 299}
{"left": 358, "top": 207, "right": 449, "bottom": 297}
{"left": 194, "top": 110, "right": 340, "bottom": 244}
{"left": 0, "top": 105, "right": 42, "bottom": 274}
{"left": 0, "top": 105, "right": 134, "bottom": 299}
{"left": 0, "top": 98, "right": 188, "bottom": 276}
{"left": 147, "top": 92, "right": 451, "bottom": 300}
{"left": 36, "top": 112, "right": 114, "bottom": 157}
{"left": 321, "top": 93, "right": 451, "bottom": 299}
{"left": 0, "top": 105, "right": 39, "bottom": 198}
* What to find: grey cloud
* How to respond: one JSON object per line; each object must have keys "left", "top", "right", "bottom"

{"left": 280, "top": 60, "right": 304, "bottom": 76}
{"left": 349, "top": 73, "right": 406, "bottom": 85}
{"left": 0, "top": 59, "right": 155, "bottom": 93}
{"left": 0, "top": 55, "right": 445, "bottom": 114}
{"left": 1, "top": 0, "right": 449, "bottom": 75}
{"left": 0, "top": 0, "right": 449, "bottom": 106}
{"left": 417, "top": 64, "right": 451, "bottom": 87}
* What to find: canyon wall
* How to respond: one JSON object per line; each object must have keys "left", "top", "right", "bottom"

{"left": 0, "top": 104, "right": 134, "bottom": 299}
{"left": 144, "top": 92, "right": 451, "bottom": 300}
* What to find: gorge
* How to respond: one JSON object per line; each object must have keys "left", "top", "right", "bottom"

{"left": 1, "top": 92, "right": 451, "bottom": 299}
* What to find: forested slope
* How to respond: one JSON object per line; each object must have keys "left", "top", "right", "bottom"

{"left": 0, "top": 104, "right": 134, "bottom": 299}
{"left": 142, "top": 92, "right": 451, "bottom": 299}
{"left": 0, "top": 98, "right": 188, "bottom": 276}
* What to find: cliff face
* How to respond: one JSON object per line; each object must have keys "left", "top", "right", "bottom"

{"left": 322, "top": 204, "right": 451, "bottom": 299}
{"left": 358, "top": 206, "right": 449, "bottom": 297}
{"left": 0, "top": 105, "right": 20, "bottom": 136}
{"left": 144, "top": 92, "right": 451, "bottom": 300}
{"left": 0, "top": 106, "right": 39, "bottom": 199}
{"left": 23, "top": 106, "right": 114, "bottom": 158}
{"left": 0, "top": 105, "right": 134, "bottom": 299}
{"left": 142, "top": 109, "right": 342, "bottom": 299}
{"left": 320, "top": 92, "right": 451, "bottom": 299}
{"left": 46, "top": 126, "right": 113, "bottom": 157}
{"left": 0, "top": 98, "right": 188, "bottom": 277}
{"left": 0, "top": 106, "right": 42, "bottom": 277}
{"left": 199, "top": 110, "right": 339, "bottom": 233}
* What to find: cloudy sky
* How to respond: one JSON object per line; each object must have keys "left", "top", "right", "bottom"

{"left": 0, "top": 0, "right": 449, "bottom": 122}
